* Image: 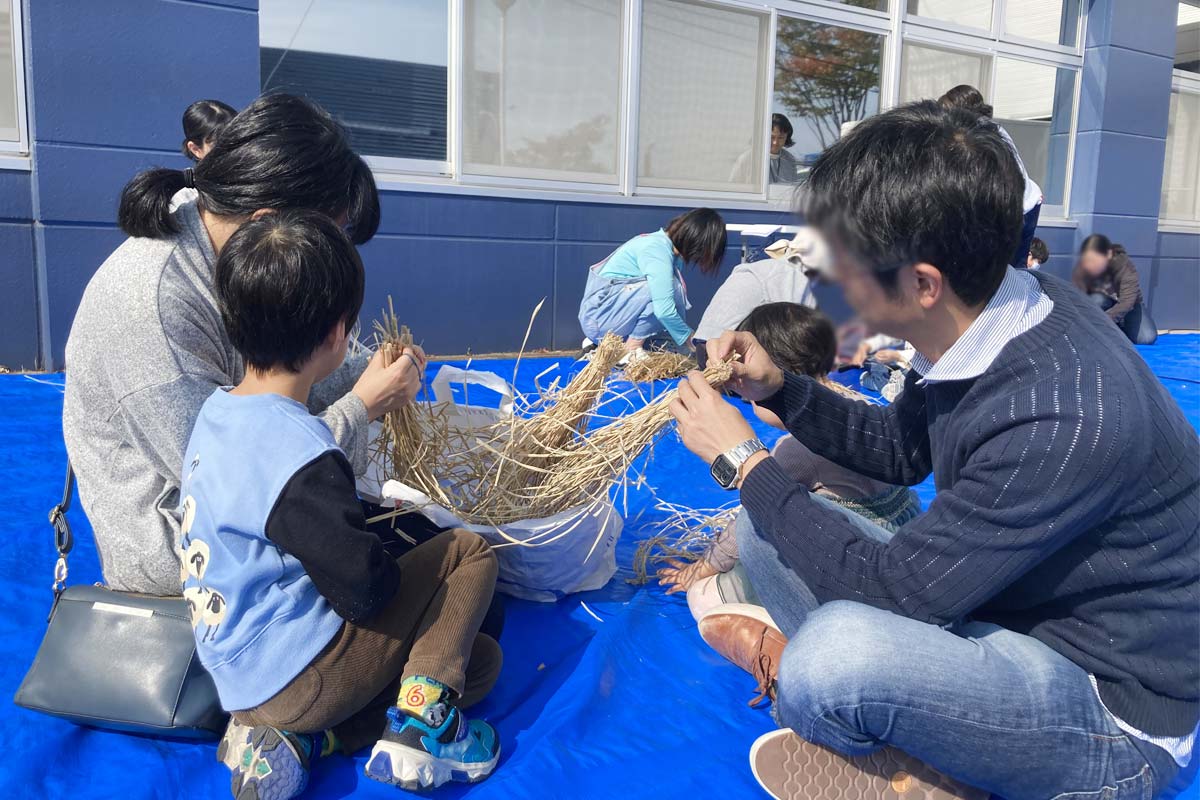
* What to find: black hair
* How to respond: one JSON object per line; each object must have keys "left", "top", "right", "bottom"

{"left": 1079, "top": 233, "right": 1126, "bottom": 257}
{"left": 214, "top": 209, "right": 365, "bottom": 373}
{"left": 664, "top": 208, "right": 727, "bottom": 275}
{"left": 771, "top": 113, "right": 795, "bottom": 148}
{"left": 937, "top": 84, "right": 993, "bottom": 119}
{"left": 181, "top": 99, "right": 236, "bottom": 162}
{"left": 804, "top": 100, "right": 1023, "bottom": 307}
{"left": 1028, "top": 237, "right": 1049, "bottom": 264}
{"left": 737, "top": 302, "right": 836, "bottom": 378}
{"left": 120, "top": 93, "right": 380, "bottom": 245}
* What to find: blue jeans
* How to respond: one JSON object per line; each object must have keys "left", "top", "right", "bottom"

{"left": 578, "top": 267, "right": 688, "bottom": 343}
{"left": 1011, "top": 203, "right": 1041, "bottom": 268}
{"left": 736, "top": 501, "right": 1181, "bottom": 798}
{"left": 1087, "top": 292, "right": 1159, "bottom": 346}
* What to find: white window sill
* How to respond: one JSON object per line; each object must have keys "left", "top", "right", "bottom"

{"left": 1157, "top": 221, "right": 1200, "bottom": 235}
{"left": 0, "top": 153, "right": 31, "bottom": 171}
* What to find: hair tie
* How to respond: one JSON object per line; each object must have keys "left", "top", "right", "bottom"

{"left": 182, "top": 167, "right": 195, "bottom": 189}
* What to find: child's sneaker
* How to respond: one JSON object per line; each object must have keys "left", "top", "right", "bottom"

{"left": 230, "top": 725, "right": 317, "bottom": 800}
{"left": 365, "top": 705, "right": 500, "bottom": 791}
{"left": 217, "top": 717, "right": 254, "bottom": 772}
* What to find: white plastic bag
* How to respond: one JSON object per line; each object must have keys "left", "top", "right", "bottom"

{"left": 377, "top": 365, "right": 624, "bottom": 602}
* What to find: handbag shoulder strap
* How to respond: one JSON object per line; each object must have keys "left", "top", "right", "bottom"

{"left": 48, "top": 461, "right": 74, "bottom": 596}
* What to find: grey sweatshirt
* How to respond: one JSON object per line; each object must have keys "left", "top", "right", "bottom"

{"left": 63, "top": 200, "right": 371, "bottom": 594}
{"left": 693, "top": 257, "right": 815, "bottom": 342}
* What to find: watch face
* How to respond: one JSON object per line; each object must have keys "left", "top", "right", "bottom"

{"left": 711, "top": 455, "right": 739, "bottom": 489}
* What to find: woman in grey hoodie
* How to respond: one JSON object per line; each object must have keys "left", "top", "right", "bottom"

{"left": 63, "top": 94, "right": 420, "bottom": 595}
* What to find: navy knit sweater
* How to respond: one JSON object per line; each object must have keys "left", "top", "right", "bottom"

{"left": 741, "top": 273, "right": 1200, "bottom": 737}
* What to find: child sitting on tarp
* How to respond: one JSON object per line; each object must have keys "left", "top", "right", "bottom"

{"left": 658, "top": 302, "right": 920, "bottom": 633}
{"left": 179, "top": 210, "right": 502, "bottom": 800}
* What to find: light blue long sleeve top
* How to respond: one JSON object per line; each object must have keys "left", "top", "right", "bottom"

{"left": 598, "top": 229, "right": 691, "bottom": 345}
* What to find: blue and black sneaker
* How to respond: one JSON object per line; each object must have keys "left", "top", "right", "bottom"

{"left": 365, "top": 704, "right": 500, "bottom": 791}
{"left": 230, "top": 725, "right": 317, "bottom": 800}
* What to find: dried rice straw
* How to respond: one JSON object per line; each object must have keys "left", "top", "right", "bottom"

{"left": 622, "top": 351, "right": 697, "bottom": 383}
{"left": 629, "top": 500, "right": 740, "bottom": 584}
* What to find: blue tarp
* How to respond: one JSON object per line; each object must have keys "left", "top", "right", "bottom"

{"left": 2, "top": 336, "right": 1197, "bottom": 800}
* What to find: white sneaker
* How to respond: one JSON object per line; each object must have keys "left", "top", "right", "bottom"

{"left": 617, "top": 347, "right": 648, "bottom": 367}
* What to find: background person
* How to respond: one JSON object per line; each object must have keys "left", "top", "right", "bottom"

{"left": 938, "top": 85, "right": 1042, "bottom": 269}
{"left": 730, "top": 113, "right": 801, "bottom": 186}
{"left": 182, "top": 99, "right": 236, "bottom": 162}
{"left": 691, "top": 227, "right": 824, "bottom": 352}
{"left": 578, "top": 208, "right": 725, "bottom": 362}
{"left": 1073, "top": 233, "right": 1158, "bottom": 345}
{"left": 62, "top": 93, "right": 411, "bottom": 598}
{"left": 1027, "top": 236, "right": 1049, "bottom": 270}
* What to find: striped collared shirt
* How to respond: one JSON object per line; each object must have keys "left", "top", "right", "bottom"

{"left": 911, "top": 267, "right": 1053, "bottom": 384}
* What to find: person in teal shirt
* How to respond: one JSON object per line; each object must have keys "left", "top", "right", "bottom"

{"left": 578, "top": 208, "right": 726, "bottom": 358}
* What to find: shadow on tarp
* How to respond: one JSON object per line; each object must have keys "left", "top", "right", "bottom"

{"left": 0, "top": 336, "right": 1197, "bottom": 799}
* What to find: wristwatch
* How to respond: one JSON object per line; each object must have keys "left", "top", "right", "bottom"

{"left": 710, "top": 439, "right": 767, "bottom": 490}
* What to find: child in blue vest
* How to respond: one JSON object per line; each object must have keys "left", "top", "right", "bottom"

{"left": 180, "top": 210, "right": 502, "bottom": 799}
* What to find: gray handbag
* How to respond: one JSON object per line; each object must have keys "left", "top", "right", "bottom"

{"left": 13, "top": 463, "right": 228, "bottom": 739}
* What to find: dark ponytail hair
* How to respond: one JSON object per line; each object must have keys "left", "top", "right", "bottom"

{"left": 664, "top": 207, "right": 727, "bottom": 275}
{"left": 1080, "top": 233, "right": 1126, "bottom": 258}
{"left": 737, "top": 302, "right": 836, "bottom": 378}
{"left": 182, "top": 99, "right": 236, "bottom": 161}
{"left": 119, "top": 93, "right": 381, "bottom": 244}
{"left": 938, "top": 84, "right": 993, "bottom": 119}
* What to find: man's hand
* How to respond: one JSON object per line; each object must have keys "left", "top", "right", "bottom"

{"left": 670, "top": 371, "right": 758, "bottom": 465}
{"left": 353, "top": 345, "right": 427, "bottom": 421}
{"left": 657, "top": 558, "right": 718, "bottom": 594}
{"left": 705, "top": 331, "right": 785, "bottom": 402}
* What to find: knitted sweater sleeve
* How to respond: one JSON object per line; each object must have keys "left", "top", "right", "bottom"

{"left": 758, "top": 371, "right": 932, "bottom": 486}
{"left": 740, "top": 386, "right": 1122, "bottom": 626}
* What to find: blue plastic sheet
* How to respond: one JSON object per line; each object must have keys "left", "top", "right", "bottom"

{"left": 1, "top": 337, "right": 1197, "bottom": 799}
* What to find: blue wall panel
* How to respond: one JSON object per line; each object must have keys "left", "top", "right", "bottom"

{"left": 0, "top": 223, "right": 38, "bottom": 370}
{"left": 1148, "top": 257, "right": 1200, "bottom": 331}
{"left": 28, "top": 0, "right": 259, "bottom": 150}
{"left": 35, "top": 144, "right": 189, "bottom": 224}
{"left": 0, "top": 169, "right": 31, "bottom": 221}
{"left": 42, "top": 226, "right": 130, "bottom": 367}
{"left": 377, "top": 193, "right": 555, "bottom": 240}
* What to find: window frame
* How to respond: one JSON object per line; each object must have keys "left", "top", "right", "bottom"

{"left": 0, "top": 0, "right": 29, "bottom": 161}
{"left": 1158, "top": 74, "right": 1200, "bottom": 231}
{"left": 282, "top": 0, "right": 1086, "bottom": 214}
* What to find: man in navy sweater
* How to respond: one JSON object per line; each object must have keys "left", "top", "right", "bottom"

{"left": 671, "top": 101, "right": 1198, "bottom": 800}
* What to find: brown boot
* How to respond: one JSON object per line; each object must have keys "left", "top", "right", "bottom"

{"left": 698, "top": 604, "right": 787, "bottom": 707}
{"left": 749, "top": 730, "right": 990, "bottom": 800}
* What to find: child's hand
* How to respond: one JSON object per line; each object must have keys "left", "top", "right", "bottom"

{"left": 657, "top": 558, "right": 719, "bottom": 594}
{"left": 354, "top": 346, "right": 427, "bottom": 421}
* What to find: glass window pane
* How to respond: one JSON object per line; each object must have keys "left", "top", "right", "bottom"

{"left": 830, "top": 0, "right": 889, "bottom": 10}
{"left": 1004, "top": 0, "right": 1080, "bottom": 47}
{"left": 993, "top": 58, "right": 1076, "bottom": 207}
{"left": 463, "top": 0, "right": 623, "bottom": 184}
{"left": 772, "top": 17, "right": 884, "bottom": 183}
{"left": 906, "top": 0, "right": 994, "bottom": 31}
{"left": 1161, "top": 91, "right": 1200, "bottom": 221}
{"left": 260, "top": 0, "right": 448, "bottom": 161}
{"left": 1176, "top": 2, "right": 1200, "bottom": 74}
{"left": 638, "top": 0, "right": 770, "bottom": 193}
{"left": 899, "top": 43, "right": 989, "bottom": 106}
{"left": 0, "top": 4, "right": 18, "bottom": 143}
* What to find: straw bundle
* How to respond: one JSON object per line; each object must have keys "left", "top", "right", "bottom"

{"left": 622, "top": 351, "right": 696, "bottom": 383}
{"left": 371, "top": 303, "right": 736, "bottom": 527}
{"left": 629, "top": 501, "right": 740, "bottom": 584}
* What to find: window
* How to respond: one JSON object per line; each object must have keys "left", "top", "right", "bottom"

{"left": 259, "top": 0, "right": 448, "bottom": 165}
{"left": 831, "top": 0, "right": 889, "bottom": 10}
{"left": 462, "top": 0, "right": 623, "bottom": 185}
{"left": 637, "top": 0, "right": 770, "bottom": 194}
{"left": 992, "top": 58, "right": 1076, "bottom": 207}
{"left": 772, "top": 17, "right": 884, "bottom": 184}
{"left": 0, "top": 0, "right": 20, "bottom": 145}
{"left": 1161, "top": 91, "right": 1200, "bottom": 222}
{"left": 1177, "top": 2, "right": 1200, "bottom": 74}
{"left": 1003, "top": 0, "right": 1080, "bottom": 47}
{"left": 899, "top": 43, "right": 989, "bottom": 104}
{"left": 906, "top": 0, "right": 994, "bottom": 31}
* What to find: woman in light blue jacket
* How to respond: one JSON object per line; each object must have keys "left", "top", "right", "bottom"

{"left": 578, "top": 208, "right": 726, "bottom": 357}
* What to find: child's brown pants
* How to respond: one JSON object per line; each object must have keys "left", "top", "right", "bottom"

{"left": 232, "top": 528, "right": 501, "bottom": 754}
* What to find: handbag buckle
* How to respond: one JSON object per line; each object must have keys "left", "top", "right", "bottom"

{"left": 52, "top": 556, "right": 68, "bottom": 596}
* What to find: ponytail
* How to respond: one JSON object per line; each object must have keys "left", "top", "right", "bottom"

{"left": 117, "top": 168, "right": 189, "bottom": 238}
